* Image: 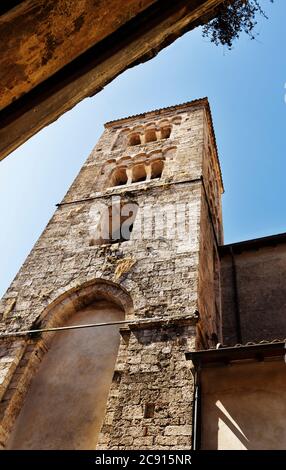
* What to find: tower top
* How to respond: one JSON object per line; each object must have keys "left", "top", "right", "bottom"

{"left": 105, "top": 97, "right": 209, "bottom": 127}
{"left": 105, "top": 97, "right": 223, "bottom": 192}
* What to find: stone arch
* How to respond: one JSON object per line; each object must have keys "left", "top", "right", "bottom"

{"left": 109, "top": 166, "right": 128, "bottom": 187}
{"left": 6, "top": 280, "right": 133, "bottom": 450}
{"left": 171, "top": 115, "right": 182, "bottom": 125}
{"left": 145, "top": 121, "right": 156, "bottom": 129}
{"left": 145, "top": 128, "right": 157, "bottom": 143}
{"left": 163, "top": 146, "right": 177, "bottom": 159}
{"left": 133, "top": 151, "right": 148, "bottom": 163}
{"left": 160, "top": 125, "right": 171, "bottom": 139}
{"left": 128, "top": 132, "right": 141, "bottom": 146}
{"left": 132, "top": 163, "right": 147, "bottom": 183}
{"left": 39, "top": 279, "right": 134, "bottom": 328}
{"left": 116, "top": 155, "right": 131, "bottom": 165}
{"left": 151, "top": 159, "right": 164, "bottom": 179}
{"left": 149, "top": 149, "right": 163, "bottom": 159}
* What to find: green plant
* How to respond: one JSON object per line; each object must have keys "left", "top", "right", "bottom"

{"left": 202, "top": 0, "right": 274, "bottom": 49}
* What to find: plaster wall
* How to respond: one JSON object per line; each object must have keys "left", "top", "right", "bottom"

{"left": 7, "top": 300, "right": 124, "bottom": 449}
{"left": 201, "top": 360, "right": 286, "bottom": 450}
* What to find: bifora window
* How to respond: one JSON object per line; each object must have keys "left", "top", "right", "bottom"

{"left": 128, "top": 124, "right": 172, "bottom": 146}
{"left": 109, "top": 159, "right": 164, "bottom": 188}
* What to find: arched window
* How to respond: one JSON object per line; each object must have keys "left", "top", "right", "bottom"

{"left": 151, "top": 160, "right": 164, "bottom": 179}
{"left": 132, "top": 163, "right": 147, "bottom": 183}
{"left": 127, "top": 122, "right": 173, "bottom": 147}
{"left": 129, "top": 133, "right": 141, "bottom": 146}
{"left": 160, "top": 126, "right": 171, "bottom": 139}
{"left": 6, "top": 281, "right": 133, "bottom": 450}
{"left": 145, "top": 128, "right": 157, "bottom": 143}
{"left": 110, "top": 167, "right": 128, "bottom": 187}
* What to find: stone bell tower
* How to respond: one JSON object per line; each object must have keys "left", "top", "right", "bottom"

{"left": 0, "top": 98, "right": 223, "bottom": 450}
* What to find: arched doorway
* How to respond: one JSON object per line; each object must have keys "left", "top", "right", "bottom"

{"left": 7, "top": 281, "right": 132, "bottom": 449}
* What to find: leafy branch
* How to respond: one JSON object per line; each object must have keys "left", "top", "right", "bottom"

{"left": 202, "top": 0, "right": 274, "bottom": 49}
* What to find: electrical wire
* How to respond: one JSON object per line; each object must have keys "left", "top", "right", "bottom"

{"left": 0, "top": 314, "right": 194, "bottom": 339}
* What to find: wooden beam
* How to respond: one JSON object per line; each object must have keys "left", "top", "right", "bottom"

{"left": 0, "top": 0, "right": 224, "bottom": 161}
{"left": 0, "top": 0, "right": 156, "bottom": 111}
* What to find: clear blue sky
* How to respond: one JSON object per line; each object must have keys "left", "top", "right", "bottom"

{"left": 0, "top": 0, "right": 285, "bottom": 297}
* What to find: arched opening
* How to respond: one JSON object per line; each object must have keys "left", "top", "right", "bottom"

{"left": 128, "top": 133, "right": 141, "bottom": 146}
{"left": 145, "top": 128, "right": 157, "bottom": 143}
{"left": 132, "top": 163, "right": 146, "bottom": 183}
{"left": 160, "top": 125, "right": 171, "bottom": 139}
{"left": 110, "top": 167, "right": 128, "bottom": 187}
{"left": 7, "top": 281, "right": 132, "bottom": 450}
{"left": 151, "top": 160, "right": 164, "bottom": 179}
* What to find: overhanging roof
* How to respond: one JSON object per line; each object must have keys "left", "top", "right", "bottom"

{"left": 186, "top": 341, "right": 286, "bottom": 367}
{"left": 0, "top": 0, "right": 225, "bottom": 162}
{"left": 219, "top": 231, "right": 286, "bottom": 256}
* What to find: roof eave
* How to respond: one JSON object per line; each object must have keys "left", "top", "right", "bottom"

{"left": 186, "top": 341, "right": 286, "bottom": 367}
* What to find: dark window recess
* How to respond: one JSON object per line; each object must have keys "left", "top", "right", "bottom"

{"left": 211, "top": 333, "right": 218, "bottom": 345}
{"left": 150, "top": 160, "right": 164, "bottom": 179}
{"left": 144, "top": 403, "right": 155, "bottom": 418}
{"left": 132, "top": 163, "right": 146, "bottom": 183}
{"left": 112, "top": 371, "right": 122, "bottom": 383}
{"left": 145, "top": 129, "right": 157, "bottom": 143}
{"left": 129, "top": 133, "right": 141, "bottom": 146}
{"left": 161, "top": 126, "right": 171, "bottom": 139}
{"left": 111, "top": 167, "right": 128, "bottom": 187}
{"left": 128, "top": 125, "right": 172, "bottom": 146}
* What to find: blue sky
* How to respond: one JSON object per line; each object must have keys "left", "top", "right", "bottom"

{"left": 0, "top": 0, "right": 285, "bottom": 297}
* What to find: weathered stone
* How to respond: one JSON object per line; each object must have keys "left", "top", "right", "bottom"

{"left": 0, "top": 99, "right": 223, "bottom": 449}
{"left": 165, "top": 425, "right": 192, "bottom": 436}
{"left": 0, "top": 0, "right": 225, "bottom": 161}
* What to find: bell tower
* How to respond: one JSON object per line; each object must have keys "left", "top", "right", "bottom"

{"left": 0, "top": 98, "right": 223, "bottom": 450}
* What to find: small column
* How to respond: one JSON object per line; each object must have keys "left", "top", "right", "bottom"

{"left": 145, "top": 164, "right": 152, "bottom": 182}
{"left": 126, "top": 166, "right": 133, "bottom": 185}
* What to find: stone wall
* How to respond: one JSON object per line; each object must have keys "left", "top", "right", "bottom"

{"left": 97, "top": 321, "right": 196, "bottom": 450}
{"left": 0, "top": 100, "right": 223, "bottom": 449}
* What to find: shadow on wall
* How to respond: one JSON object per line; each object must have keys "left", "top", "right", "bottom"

{"left": 201, "top": 361, "right": 286, "bottom": 450}
{"left": 6, "top": 280, "right": 133, "bottom": 450}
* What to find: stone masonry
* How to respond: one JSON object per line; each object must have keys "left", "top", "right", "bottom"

{"left": 0, "top": 98, "right": 223, "bottom": 449}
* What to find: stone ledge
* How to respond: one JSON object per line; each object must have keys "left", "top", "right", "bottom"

{"left": 57, "top": 176, "right": 202, "bottom": 207}
{"left": 120, "top": 312, "right": 199, "bottom": 333}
